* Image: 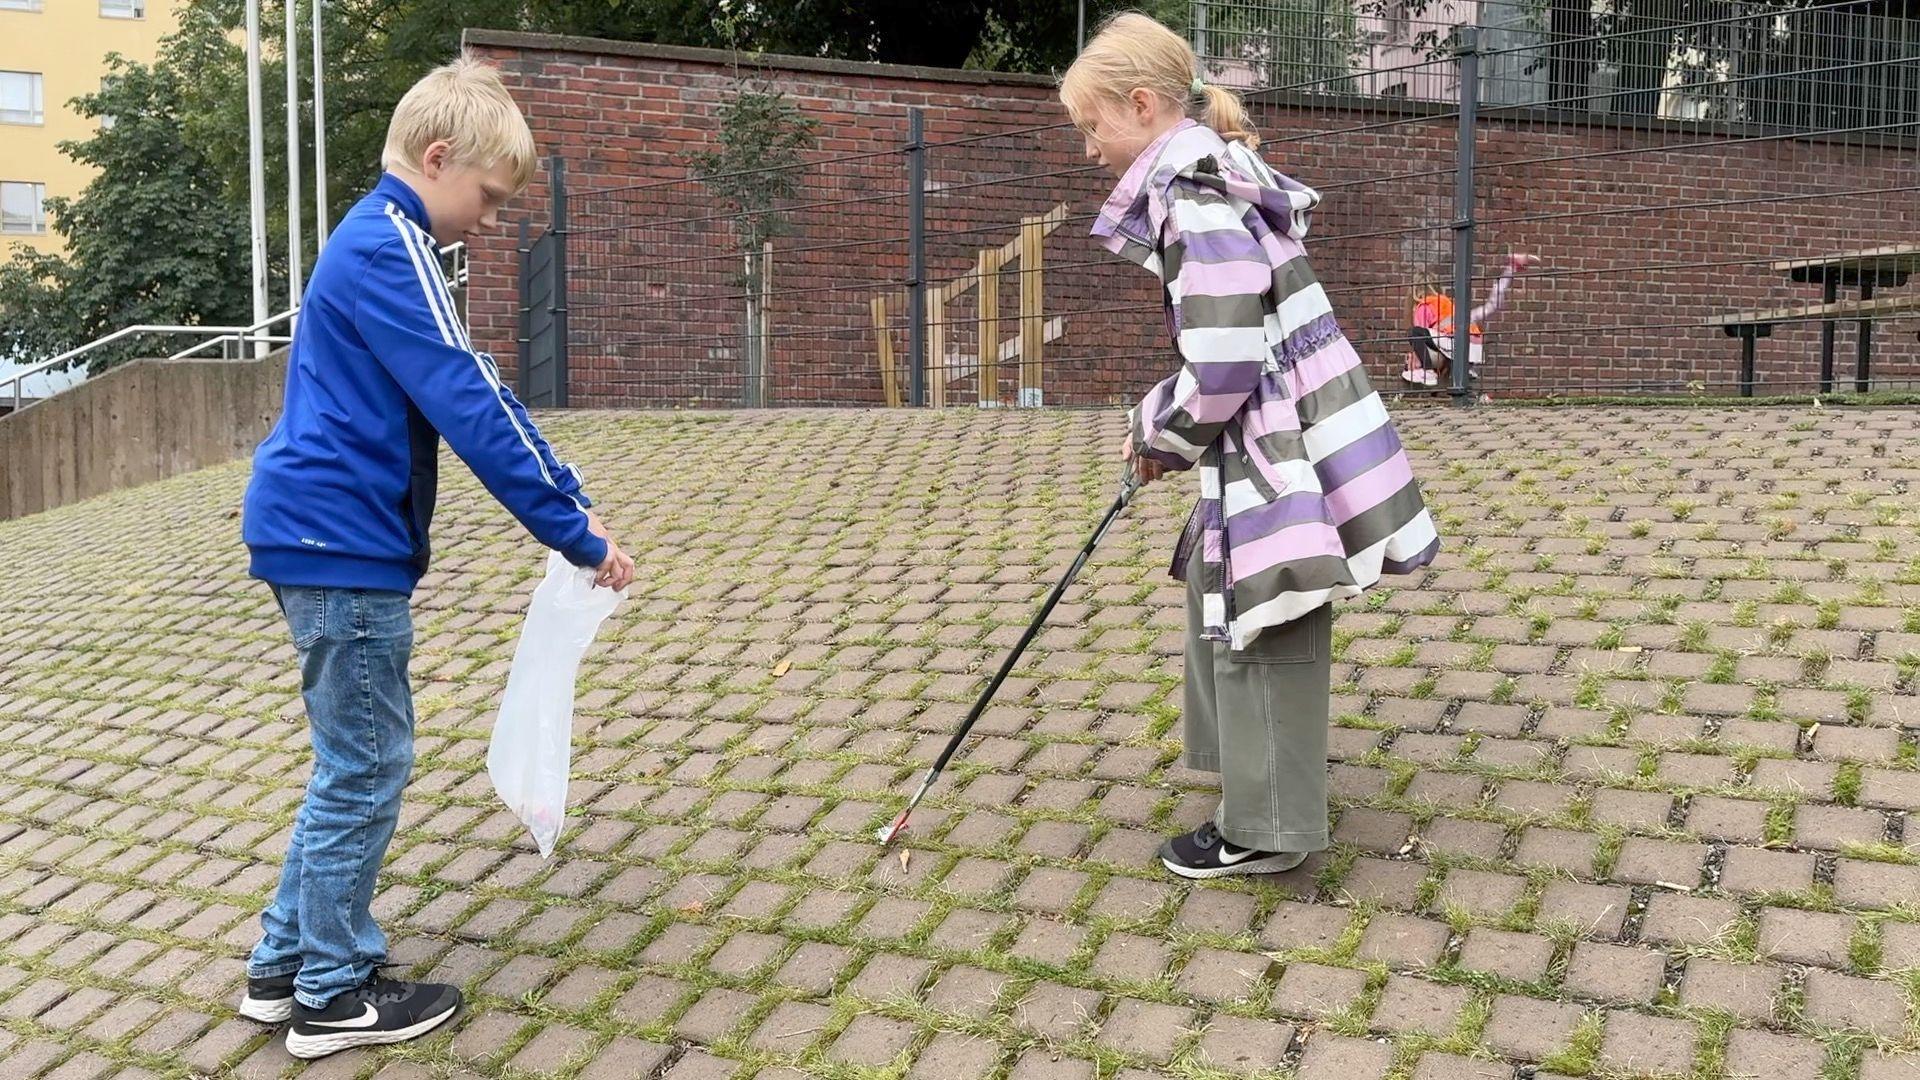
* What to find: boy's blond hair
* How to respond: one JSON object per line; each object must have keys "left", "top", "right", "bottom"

{"left": 382, "top": 54, "right": 536, "bottom": 190}
{"left": 1061, "top": 12, "right": 1260, "bottom": 150}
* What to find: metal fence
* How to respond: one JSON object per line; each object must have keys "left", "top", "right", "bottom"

{"left": 1197, "top": 0, "right": 1920, "bottom": 127}
{"left": 516, "top": 0, "right": 1920, "bottom": 408}
{"left": 544, "top": 141, "right": 911, "bottom": 408}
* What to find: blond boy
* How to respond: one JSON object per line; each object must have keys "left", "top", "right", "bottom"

{"left": 237, "top": 57, "right": 633, "bottom": 1058}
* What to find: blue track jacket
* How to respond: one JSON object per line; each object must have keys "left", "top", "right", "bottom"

{"left": 244, "top": 174, "right": 606, "bottom": 593}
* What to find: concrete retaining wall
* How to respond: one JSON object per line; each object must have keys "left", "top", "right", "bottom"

{"left": 0, "top": 353, "right": 285, "bottom": 521}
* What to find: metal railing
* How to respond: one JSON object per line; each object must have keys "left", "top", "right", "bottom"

{"left": 1, "top": 242, "right": 466, "bottom": 414}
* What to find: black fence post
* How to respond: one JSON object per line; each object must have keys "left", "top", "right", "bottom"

{"left": 516, "top": 217, "right": 532, "bottom": 400}
{"left": 1450, "top": 27, "right": 1480, "bottom": 407}
{"left": 1818, "top": 275, "right": 1837, "bottom": 395}
{"left": 1738, "top": 328, "right": 1760, "bottom": 398}
{"left": 550, "top": 154, "right": 570, "bottom": 409}
{"left": 907, "top": 107, "right": 928, "bottom": 408}
{"left": 1856, "top": 279, "right": 1874, "bottom": 393}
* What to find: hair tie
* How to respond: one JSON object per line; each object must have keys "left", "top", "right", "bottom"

{"left": 1191, "top": 75, "right": 1206, "bottom": 95}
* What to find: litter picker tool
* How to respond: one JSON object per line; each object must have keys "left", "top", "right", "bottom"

{"left": 877, "top": 468, "right": 1143, "bottom": 846}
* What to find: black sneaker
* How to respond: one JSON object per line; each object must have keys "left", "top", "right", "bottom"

{"left": 1159, "top": 822, "right": 1308, "bottom": 879}
{"left": 284, "top": 972, "right": 461, "bottom": 1060}
{"left": 239, "top": 972, "right": 296, "bottom": 1024}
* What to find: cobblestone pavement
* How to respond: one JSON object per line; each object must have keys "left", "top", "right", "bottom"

{"left": 0, "top": 406, "right": 1917, "bottom": 1080}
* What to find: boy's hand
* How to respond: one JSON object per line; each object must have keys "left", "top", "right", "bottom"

{"left": 595, "top": 542, "right": 635, "bottom": 592}
{"left": 1121, "top": 432, "right": 1165, "bottom": 486}
{"left": 585, "top": 510, "right": 635, "bottom": 591}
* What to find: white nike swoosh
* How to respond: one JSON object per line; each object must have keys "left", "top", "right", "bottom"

{"left": 1215, "top": 846, "right": 1264, "bottom": 865}
{"left": 306, "top": 1003, "right": 379, "bottom": 1029}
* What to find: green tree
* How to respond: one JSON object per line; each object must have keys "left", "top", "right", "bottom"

{"left": 688, "top": 87, "right": 820, "bottom": 255}
{"left": 689, "top": 86, "right": 819, "bottom": 407}
{"left": 517, "top": 0, "right": 1178, "bottom": 72}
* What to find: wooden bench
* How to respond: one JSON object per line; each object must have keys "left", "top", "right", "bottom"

{"left": 1708, "top": 294, "right": 1920, "bottom": 396}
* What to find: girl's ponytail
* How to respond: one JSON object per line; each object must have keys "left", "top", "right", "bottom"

{"left": 1197, "top": 82, "right": 1260, "bottom": 150}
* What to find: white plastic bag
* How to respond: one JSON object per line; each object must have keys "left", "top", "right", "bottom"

{"left": 488, "top": 550, "right": 623, "bottom": 856}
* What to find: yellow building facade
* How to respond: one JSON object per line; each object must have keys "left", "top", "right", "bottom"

{"left": 0, "top": 0, "right": 182, "bottom": 255}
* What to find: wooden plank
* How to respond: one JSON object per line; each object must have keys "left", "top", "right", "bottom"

{"left": 1706, "top": 293, "right": 1920, "bottom": 328}
{"left": 1019, "top": 216, "right": 1044, "bottom": 407}
{"left": 977, "top": 247, "right": 999, "bottom": 407}
{"left": 941, "top": 315, "right": 1065, "bottom": 381}
{"left": 983, "top": 202, "right": 1069, "bottom": 276}
{"left": 927, "top": 206, "right": 1066, "bottom": 306}
{"left": 926, "top": 288, "right": 947, "bottom": 408}
{"left": 936, "top": 267, "right": 979, "bottom": 305}
{"left": 743, "top": 241, "right": 770, "bottom": 408}
{"left": 1769, "top": 245, "right": 1920, "bottom": 274}
{"left": 872, "top": 295, "right": 899, "bottom": 407}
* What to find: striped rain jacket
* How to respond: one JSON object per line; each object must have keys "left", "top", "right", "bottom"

{"left": 1091, "top": 120, "right": 1439, "bottom": 649}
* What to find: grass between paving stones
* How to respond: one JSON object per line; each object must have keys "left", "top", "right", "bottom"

{"left": 1742, "top": 884, "right": 1843, "bottom": 914}
{"left": 1688, "top": 913, "right": 1762, "bottom": 966}
{"left": 1539, "top": 1009, "right": 1606, "bottom": 1075}
{"left": 1821, "top": 1037, "right": 1877, "bottom": 1080}
{"left": 432, "top": 835, "right": 1249, "bottom": 1076}
{"left": 1687, "top": 1012, "right": 1737, "bottom": 1080}
{"left": 6, "top": 410, "right": 1920, "bottom": 1078}
{"left": 0, "top": 843, "right": 306, "bottom": 1074}
{"left": 370, "top": 802, "right": 1222, "bottom": 1071}
{"left": 1435, "top": 957, "right": 1567, "bottom": 1007}
{"left": 1839, "top": 842, "right": 1920, "bottom": 867}
{"left": 1851, "top": 919, "right": 1886, "bottom": 975}
{"left": 1833, "top": 763, "right": 1865, "bottom": 806}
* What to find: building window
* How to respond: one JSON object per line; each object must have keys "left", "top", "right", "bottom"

{"left": 1385, "top": 0, "right": 1410, "bottom": 43}
{"left": 100, "top": 0, "right": 143, "bottom": 17}
{"left": 0, "top": 71, "right": 42, "bottom": 125}
{"left": 1, "top": 182, "right": 46, "bottom": 234}
{"left": 0, "top": 0, "right": 45, "bottom": 11}
{"left": 98, "top": 76, "right": 116, "bottom": 129}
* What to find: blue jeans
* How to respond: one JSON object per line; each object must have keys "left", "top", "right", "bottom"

{"left": 248, "top": 585, "right": 416, "bottom": 1009}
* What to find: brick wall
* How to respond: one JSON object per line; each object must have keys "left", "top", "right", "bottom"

{"left": 466, "top": 30, "right": 1920, "bottom": 407}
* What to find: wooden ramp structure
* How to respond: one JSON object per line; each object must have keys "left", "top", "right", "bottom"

{"left": 872, "top": 204, "right": 1068, "bottom": 407}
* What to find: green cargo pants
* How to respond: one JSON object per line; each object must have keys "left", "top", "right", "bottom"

{"left": 1181, "top": 544, "right": 1335, "bottom": 853}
